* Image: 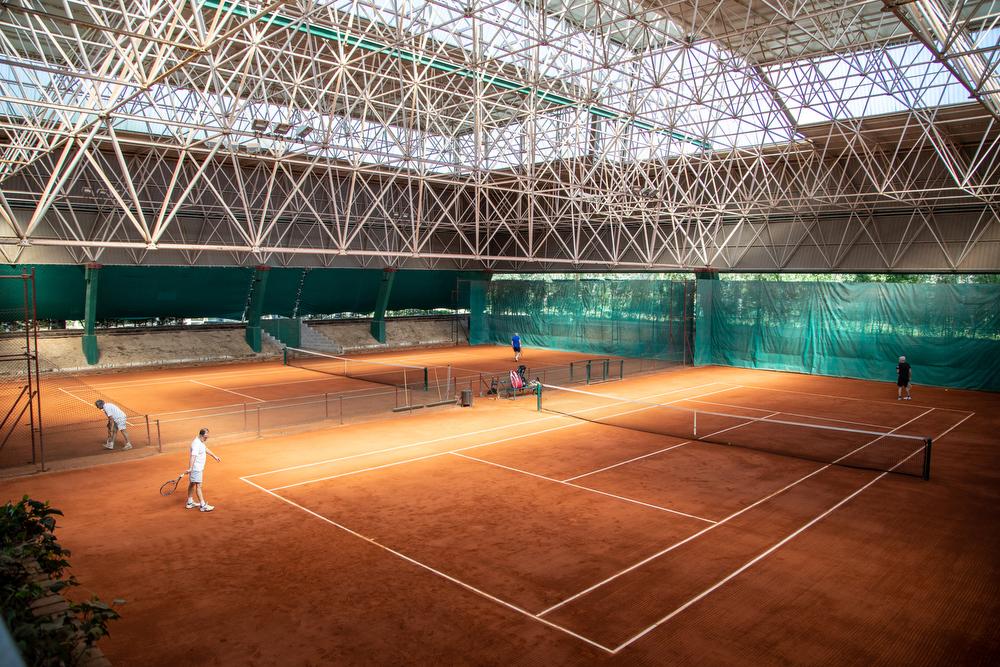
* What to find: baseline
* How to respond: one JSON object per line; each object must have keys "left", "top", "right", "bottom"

{"left": 246, "top": 381, "right": 734, "bottom": 481}
{"left": 262, "top": 384, "right": 741, "bottom": 492}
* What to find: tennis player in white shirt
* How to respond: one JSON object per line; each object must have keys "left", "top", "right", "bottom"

{"left": 185, "top": 428, "right": 221, "bottom": 512}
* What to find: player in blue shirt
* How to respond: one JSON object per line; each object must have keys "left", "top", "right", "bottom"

{"left": 512, "top": 333, "right": 521, "bottom": 362}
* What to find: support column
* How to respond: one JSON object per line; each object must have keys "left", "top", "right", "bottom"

{"left": 693, "top": 269, "right": 718, "bottom": 366}
{"left": 369, "top": 268, "right": 396, "bottom": 343}
{"left": 82, "top": 263, "right": 100, "bottom": 364}
{"left": 244, "top": 265, "right": 270, "bottom": 352}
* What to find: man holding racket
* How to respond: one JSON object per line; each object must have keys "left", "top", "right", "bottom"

{"left": 95, "top": 399, "right": 132, "bottom": 451}
{"left": 186, "top": 428, "right": 221, "bottom": 512}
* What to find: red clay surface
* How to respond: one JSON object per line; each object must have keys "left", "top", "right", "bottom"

{"left": 2, "top": 350, "right": 998, "bottom": 665}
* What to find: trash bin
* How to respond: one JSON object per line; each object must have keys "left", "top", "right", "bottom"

{"left": 460, "top": 388, "right": 473, "bottom": 407}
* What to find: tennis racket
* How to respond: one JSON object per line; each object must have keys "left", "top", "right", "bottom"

{"left": 159, "top": 472, "right": 186, "bottom": 496}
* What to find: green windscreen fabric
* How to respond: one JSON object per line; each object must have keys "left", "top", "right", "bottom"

{"left": 0, "top": 265, "right": 85, "bottom": 320}
{"left": 471, "top": 279, "right": 693, "bottom": 360}
{"left": 260, "top": 268, "right": 307, "bottom": 317}
{"left": 96, "top": 266, "right": 252, "bottom": 319}
{"left": 696, "top": 280, "right": 1000, "bottom": 391}
{"left": 389, "top": 270, "right": 461, "bottom": 310}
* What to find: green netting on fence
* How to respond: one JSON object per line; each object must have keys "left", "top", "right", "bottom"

{"left": 470, "top": 279, "right": 693, "bottom": 360}
{"left": 695, "top": 280, "right": 1000, "bottom": 391}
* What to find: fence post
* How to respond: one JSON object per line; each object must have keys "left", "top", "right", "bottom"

{"left": 586, "top": 360, "right": 592, "bottom": 384}
{"left": 156, "top": 419, "right": 162, "bottom": 453}
{"left": 145, "top": 415, "right": 151, "bottom": 447}
{"left": 535, "top": 383, "right": 542, "bottom": 412}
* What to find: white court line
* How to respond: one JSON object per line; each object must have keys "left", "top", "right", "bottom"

{"left": 562, "top": 411, "right": 783, "bottom": 483}
{"left": 264, "top": 385, "right": 741, "bottom": 492}
{"left": 452, "top": 452, "right": 715, "bottom": 524}
{"left": 244, "top": 381, "right": 731, "bottom": 479}
{"left": 733, "top": 383, "right": 974, "bottom": 414}
{"left": 68, "top": 365, "right": 297, "bottom": 390}
{"left": 930, "top": 411, "right": 975, "bottom": 441}
{"left": 611, "top": 469, "right": 890, "bottom": 653}
{"left": 241, "top": 476, "right": 615, "bottom": 654}
{"left": 189, "top": 379, "right": 265, "bottom": 403}
{"left": 58, "top": 387, "right": 96, "bottom": 407}
{"left": 537, "top": 407, "right": 936, "bottom": 617}
{"left": 239, "top": 405, "right": 961, "bottom": 653}
{"left": 610, "top": 410, "right": 962, "bottom": 653}
{"left": 683, "top": 398, "right": 901, "bottom": 430}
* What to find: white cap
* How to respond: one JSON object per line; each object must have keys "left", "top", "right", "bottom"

{"left": 899, "top": 356, "right": 906, "bottom": 362}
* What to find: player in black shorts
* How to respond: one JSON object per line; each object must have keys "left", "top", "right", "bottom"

{"left": 896, "top": 356, "right": 912, "bottom": 400}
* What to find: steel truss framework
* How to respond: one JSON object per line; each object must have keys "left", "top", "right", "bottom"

{"left": 0, "top": 0, "right": 998, "bottom": 271}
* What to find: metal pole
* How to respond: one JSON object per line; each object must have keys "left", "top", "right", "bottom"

{"left": 21, "top": 274, "right": 37, "bottom": 467}
{"left": 923, "top": 438, "right": 933, "bottom": 481}
{"left": 145, "top": 415, "right": 151, "bottom": 447}
{"left": 156, "top": 419, "right": 162, "bottom": 453}
{"left": 535, "top": 383, "right": 542, "bottom": 412}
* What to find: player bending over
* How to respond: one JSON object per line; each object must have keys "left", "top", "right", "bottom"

{"left": 95, "top": 399, "right": 133, "bottom": 451}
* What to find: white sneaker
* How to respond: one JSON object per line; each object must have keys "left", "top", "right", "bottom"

{"left": 103, "top": 443, "right": 114, "bottom": 450}
{"left": 897, "top": 397, "right": 902, "bottom": 401}
{"left": 185, "top": 500, "right": 197, "bottom": 509}
{"left": 905, "top": 396, "right": 911, "bottom": 400}
{"left": 200, "top": 504, "right": 215, "bottom": 512}
{"left": 122, "top": 443, "right": 133, "bottom": 451}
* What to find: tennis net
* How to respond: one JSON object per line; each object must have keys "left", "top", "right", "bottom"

{"left": 538, "top": 384, "right": 933, "bottom": 479}
{"left": 285, "top": 347, "right": 429, "bottom": 391}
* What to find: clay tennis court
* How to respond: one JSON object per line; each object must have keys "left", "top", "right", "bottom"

{"left": 2, "top": 345, "right": 997, "bottom": 664}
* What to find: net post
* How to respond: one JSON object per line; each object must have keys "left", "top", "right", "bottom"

{"left": 570, "top": 362, "right": 575, "bottom": 382}
{"left": 423, "top": 367, "right": 428, "bottom": 392}
{"left": 602, "top": 359, "right": 609, "bottom": 381}
{"left": 145, "top": 415, "right": 151, "bottom": 447}
{"left": 923, "top": 438, "right": 932, "bottom": 480}
{"left": 324, "top": 393, "right": 329, "bottom": 419}
{"left": 618, "top": 359, "right": 624, "bottom": 380}
{"left": 693, "top": 410, "right": 697, "bottom": 436}
{"left": 283, "top": 346, "right": 288, "bottom": 365}
{"left": 586, "top": 361, "right": 592, "bottom": 384}
{"left": 156, "top": 419, "right": 162, "bottom": 453}
{"left": 535, "top": 383, "right": 542, "bottom": 412}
